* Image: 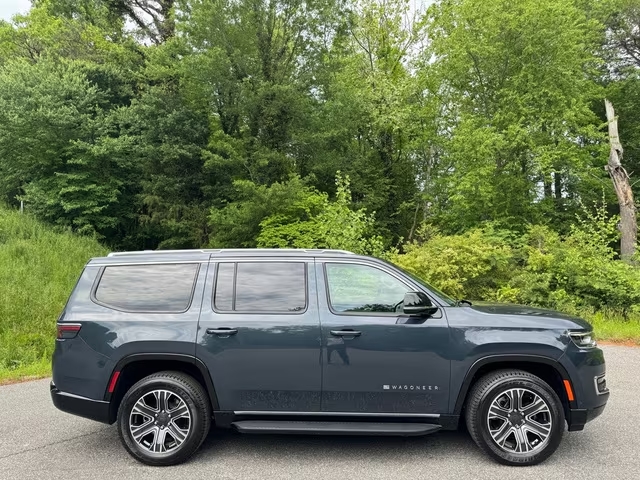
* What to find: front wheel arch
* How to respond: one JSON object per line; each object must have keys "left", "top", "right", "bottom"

{"left": 454, "top": 356, "right": 575, "bottom": 421}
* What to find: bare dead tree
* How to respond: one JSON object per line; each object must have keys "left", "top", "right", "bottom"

{"left": 605, "top": 99, "right": 637, "bottom": 263}
{"left": 109, "top": 0, "right": 176, "bottom": 44}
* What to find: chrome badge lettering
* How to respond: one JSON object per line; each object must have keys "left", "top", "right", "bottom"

{"left": 383, "top": 385, "right": 440, "bottom": 391}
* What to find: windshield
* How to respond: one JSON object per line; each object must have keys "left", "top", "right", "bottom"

{"left": 384, "top": 261, "right": 457, "bottom": 306}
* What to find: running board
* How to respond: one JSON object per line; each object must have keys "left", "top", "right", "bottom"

{"left": 231, "top": 420, "right": 441, "bottom": 436}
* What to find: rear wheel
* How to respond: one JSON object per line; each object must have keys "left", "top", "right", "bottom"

{"left": 117, "top": 371, "right": 211, "bottom": 466}
{"left": 465, "top": 369, "right": 564, "bottom": 466}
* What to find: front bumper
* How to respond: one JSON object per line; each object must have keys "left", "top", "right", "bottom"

{"left": 567, "top": 403, "right": 607, "bottom": 431}
{"left": 561, "top": 345, "right": 610, "bottom": 431}
{"left": 50, "top": 382, "right": 112, "bottom": 424}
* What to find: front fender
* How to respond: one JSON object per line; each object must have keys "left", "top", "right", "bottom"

{"left": 446, "top": 324, "right": 569, "bottom": 413}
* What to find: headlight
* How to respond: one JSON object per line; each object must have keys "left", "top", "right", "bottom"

{"left": 570, "top": 331, "right": 597, "bottom": 348}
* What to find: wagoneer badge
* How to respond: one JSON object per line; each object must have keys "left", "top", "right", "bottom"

{"left": 383, "top": 385, "right": 440, "bottom": 391}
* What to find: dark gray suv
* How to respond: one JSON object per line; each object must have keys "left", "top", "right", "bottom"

{"left": 51, "top": 249, "right": 609, "bottom": 466}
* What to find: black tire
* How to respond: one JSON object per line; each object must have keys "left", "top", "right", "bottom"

{"left": 465, "top": 369, "right": 564, "bottom": 466}
{"left": 117, "top": 371, "right": 211, "bottom": 466}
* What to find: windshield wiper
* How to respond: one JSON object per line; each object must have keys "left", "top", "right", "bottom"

{"left": 456, "top": 299, "right": 473, "bottom": 306}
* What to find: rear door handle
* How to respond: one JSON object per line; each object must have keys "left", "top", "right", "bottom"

{"left": 330, "top": 329, "right": 361, "bottom": 337}
{"left": 206, "top": 328, "right": 238, "bottom": 336}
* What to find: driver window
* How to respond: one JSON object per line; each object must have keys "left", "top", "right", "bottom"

{"left": 325, "top": 263, "right": 411, "bottom": 314}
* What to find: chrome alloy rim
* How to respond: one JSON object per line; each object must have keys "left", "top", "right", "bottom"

{"left": 486, "top": 388, "right": 552, "bottom": 454}
{"left": 129, "top": 389, "right": 191, "bottom": 453}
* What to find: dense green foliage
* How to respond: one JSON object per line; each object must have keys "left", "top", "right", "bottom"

{"left": 0, "top": 0, "right": 640, "bottom": 375}
{"left": 394, "top": 208, "right": 640, "bottom": 313}
{"left": 0, "top": 205, "right": 107, "bottom": 381}
{"left": 2, "top": 0, "right": 631, "bottom": 249}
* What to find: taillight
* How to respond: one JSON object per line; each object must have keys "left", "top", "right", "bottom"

{"left": 56, "top": 323, "right": 82, "bottom": 340}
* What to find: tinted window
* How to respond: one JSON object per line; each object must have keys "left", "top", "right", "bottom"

{"left": 214, "top": 262, "right": 307, "bottom": 313}
{"left": 325, "top": 263, "right": 410, "bottom": 314}
{"left": 214, "top": 263, "right": 234, "bottom": 311}
{"left": 95, "top": 264, "right": 199, "bottom": 312}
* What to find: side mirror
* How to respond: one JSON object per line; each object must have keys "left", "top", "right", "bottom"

{"left": 403, "top": 292, "right": 439, "bottom": 316}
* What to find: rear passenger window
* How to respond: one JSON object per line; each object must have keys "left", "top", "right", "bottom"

{"left": 94, "top": 264, "right": 199, "bottom": 312}
{"left": 214, "top": 262, "right": 307, "bottom": 313}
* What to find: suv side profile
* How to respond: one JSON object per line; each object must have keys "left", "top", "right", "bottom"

{"left": 51, "top": 249, "right": 609, "bottom": 466}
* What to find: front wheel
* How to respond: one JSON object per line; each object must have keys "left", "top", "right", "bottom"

{"left": 465, "top": 369, "right": 565, "bottom": 466}
{"left": 117, "top": 371, "right": 211, "bottom": 466}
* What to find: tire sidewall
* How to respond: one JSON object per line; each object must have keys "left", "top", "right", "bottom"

{"left": 117, "top": 376, "right": 205, "bottom": 465}
{"left": 475, "top": 377, "right": 565, "bottom": 465}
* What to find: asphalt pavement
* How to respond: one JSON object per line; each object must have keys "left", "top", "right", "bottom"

{"left": 0, "top": 345, "right": 637, "bottom": 480}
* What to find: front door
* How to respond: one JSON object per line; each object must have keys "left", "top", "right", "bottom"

{"left": 317, "top": 260, "right": 450, "bottom": 414}
{"left": 196, "top": 257, "right": 321, "bottom": 412}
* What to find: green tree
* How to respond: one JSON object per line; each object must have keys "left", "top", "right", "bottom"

{"left": 117, "top": 46, "right": 213, "bottom": 248}
{"left": 426, "top": 0, "right": 607, "bottom": 232}
{"left": 0, "top": 58, "right": 137, "bottom": 238}
{"left": 179, "top": 0, "right": 344, "bottom": 185}
{"left": 300, "top": 0, "right": 428, "bottom": 242}
{"left": 209, "top": 175, "right": 320, "bottom": 247}
{"left": 0, "top": 4, "right": 136, "bottom": 65}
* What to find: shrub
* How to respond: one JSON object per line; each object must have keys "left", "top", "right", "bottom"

{"left": 392, "top": 226, "right": 514, "bottom": 300}
{"left": 257, "top": 173, "right": 386, "bottom": 257}
{"left": 392, "top": 201, "right": 640, "bottom": 315}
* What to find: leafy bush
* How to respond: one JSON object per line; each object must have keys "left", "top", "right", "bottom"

{"left": 504, "top": 222, "right": 640, "bottom": 313}
{"left": 392, "top": 226, "right": 514, "bottom": 300}
{"left": 392, "top": 202, "right": 640, "bottom": 315}
{"left": 257, "top": 173, "right": 386, "bottom": 257}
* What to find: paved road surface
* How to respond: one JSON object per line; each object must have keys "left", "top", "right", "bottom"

{"left": 0, "top": 345, "right": 637, "bottom": 480}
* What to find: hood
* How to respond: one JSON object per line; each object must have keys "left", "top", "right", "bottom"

{"left": 468, "top": 302, "right": 593, "bottom": 331}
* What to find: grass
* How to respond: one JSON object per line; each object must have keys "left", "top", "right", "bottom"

{"left": 0, "top": 358, "right": 50, "bottom": 385}
{"left": 0, "top": 206, "right": 107, "bottom": 383}
{"left": 583, "top": 309, "right": 640, "bottom": 345}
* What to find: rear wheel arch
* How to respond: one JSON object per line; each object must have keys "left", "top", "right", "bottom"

{"left": 106, "top": 354, "right": 219, "bottom": 423}
{"left": 454, "top": 355, "right": 574, "bottom": 419}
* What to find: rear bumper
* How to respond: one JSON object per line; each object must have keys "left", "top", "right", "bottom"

{"left": 567, "top": 403, "right": 607, "bottom": 431}
{"left": 50, "top": 382, "right": 112, "bottom": 424}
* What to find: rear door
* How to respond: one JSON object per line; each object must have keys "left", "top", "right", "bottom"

{"left": 196, "top": 256, "right": 322, "bottom": 412}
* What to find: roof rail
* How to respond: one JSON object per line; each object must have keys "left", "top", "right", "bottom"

{"left": 107, "top": 248, "right": 355, "bottom": 257}
{"left": 107, "top": 249, "right": 208, "bottom": 257}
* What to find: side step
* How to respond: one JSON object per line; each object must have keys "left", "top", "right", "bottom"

{"left": 232, "top": 420, "right": 441, "bottom": 436}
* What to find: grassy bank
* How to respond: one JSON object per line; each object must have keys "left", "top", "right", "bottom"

{"left": 0, "top": 207, "right": 107, "bottom": 382}
{"left": 584, "top": 310, "right": 640, "bottom": 345}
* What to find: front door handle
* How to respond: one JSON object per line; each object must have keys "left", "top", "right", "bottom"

{"left": 330, "top": 329, "right": 361, "bottom": 337}
{"left": 206, "top": 328, "right": 238, "bottom": 336}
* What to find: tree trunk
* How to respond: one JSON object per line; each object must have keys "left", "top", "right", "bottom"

{"left": 605, "top": 99, "right": 637, "bottom": 263}
{"left": 543, "top": 174, "right": 552, "bottom": 199}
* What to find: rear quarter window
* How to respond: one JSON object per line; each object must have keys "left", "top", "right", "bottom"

{"left": 93, "top": 263, "right": 200, "bottom": 313}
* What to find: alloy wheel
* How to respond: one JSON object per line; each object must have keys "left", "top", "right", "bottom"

{"left": 486, "top": 387, "right": 552, "bottom": 454}
{"left": 129, "top": 389, "right": 192, "bottom": 453}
